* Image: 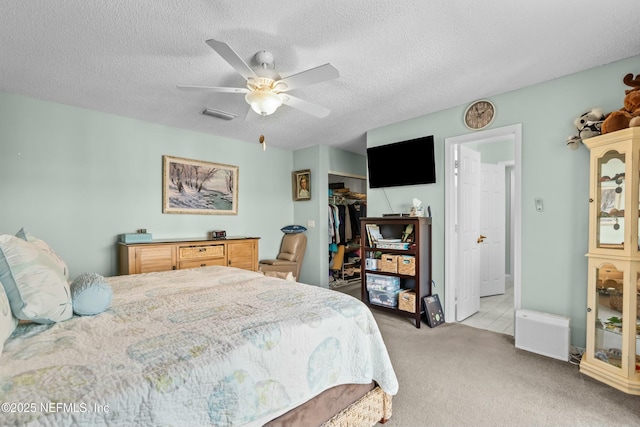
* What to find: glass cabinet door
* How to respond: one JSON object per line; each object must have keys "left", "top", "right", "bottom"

{"left": 594, "top": 263, "right": 624, "bottom": 369}
{"left": 636, "top": 274, "right": 640, "bottom": 375}
{"left": 596, "top": 150, "right": 625, "bottom": 250}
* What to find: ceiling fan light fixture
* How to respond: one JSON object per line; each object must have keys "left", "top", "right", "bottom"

{"left": 245, "top": 89, "right": 283, "bottom": 116}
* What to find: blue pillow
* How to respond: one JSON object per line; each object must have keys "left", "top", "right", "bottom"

{"left": 281, "top": 225, "right": 307, "bottom": 234}
{"left": 70, "top": 273, "right": 112, "bottom": 316}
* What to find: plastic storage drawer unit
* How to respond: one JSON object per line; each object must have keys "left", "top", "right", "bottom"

{"left": 366, "top": 273, "right": 400, "bottom": 292}
{"left": 368, "top": 289, "right": 401, "bottom": 307}
{"left": 367, "top": 274, "right": 400, "bottom": 292}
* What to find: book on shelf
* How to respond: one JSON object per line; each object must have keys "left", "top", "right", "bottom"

{"left": 377, "top": 242, "right": 411, "bottom": 250}
{"left": 365, "top": 224, "right": 383, "bottom": 247}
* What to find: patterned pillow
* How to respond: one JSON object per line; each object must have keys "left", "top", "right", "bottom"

{"left": 70, "top": 273, "right": 112, "bottom": 316}
{"left": 15, "top": 228, "right": 69, "bottom": 280}
{"left": 0, "top": 280, "right": 18, "bottom": 358}
{"left": 280, "top": 225, "right": 307, "bottom": 234}
{"left": 0, "top": 234, "right": 72, "bottom": 324}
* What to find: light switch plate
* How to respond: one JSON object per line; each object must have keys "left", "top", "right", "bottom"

{"left": 307, "top": 220, "right": 315, "bottom": 228}
{"left": 535, "top": 198, "right": 543, "bottom": 212}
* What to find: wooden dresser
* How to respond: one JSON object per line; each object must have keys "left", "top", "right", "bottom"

{"left": 118, "top": 237, "right": 259, "bottom": 275}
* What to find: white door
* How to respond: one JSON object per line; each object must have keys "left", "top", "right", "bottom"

{"left": 456, "top": 145, "right": 481, "bottom": 321}
{"left": 480, "top": 163, "right": 506, "bottom": 297}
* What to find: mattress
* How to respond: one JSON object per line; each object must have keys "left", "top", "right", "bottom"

{"left": 0, "top": 266, "right": 398, "bottom": 427}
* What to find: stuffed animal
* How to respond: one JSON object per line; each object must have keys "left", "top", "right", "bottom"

{"left": 601, "top": 73, "right": 640, "bottom": 134}
{"left": 566, "top": 107, "right": 606, "bottom": 149}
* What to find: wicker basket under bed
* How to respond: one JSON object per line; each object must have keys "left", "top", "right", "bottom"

{"left": 322, "top": 386, "right": 392, "bottom": 427}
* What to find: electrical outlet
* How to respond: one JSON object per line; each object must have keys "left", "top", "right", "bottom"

{"left": 307, "top": 220, "right": 315, "bottom": 228}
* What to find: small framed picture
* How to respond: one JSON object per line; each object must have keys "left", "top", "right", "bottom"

{"left": 292, "top": 169, "right": 311, "bottom": 201}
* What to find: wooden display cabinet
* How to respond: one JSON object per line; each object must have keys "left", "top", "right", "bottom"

{"left": 581, "top": 128, "right": 640, "bottom": 395}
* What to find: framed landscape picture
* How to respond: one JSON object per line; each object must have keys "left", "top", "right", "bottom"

{"left": 162, "top": 155, "right": 238, "bottom": 215}
{"left": 292, "top": 169, "right": 311, "bottom": 201}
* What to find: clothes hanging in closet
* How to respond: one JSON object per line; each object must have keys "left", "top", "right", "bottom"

{"left": 348, "top": 202, "right": 366, "bottom": 236}
{"left": 329, "top": 201, "right": 367, "bottom": 248}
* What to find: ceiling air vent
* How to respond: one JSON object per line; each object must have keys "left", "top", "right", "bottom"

{"left": 202, "top": 108, "right": 237, "bottom": 120}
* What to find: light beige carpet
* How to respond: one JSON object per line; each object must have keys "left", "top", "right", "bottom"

{"left": 336, "top": 287, "right": 640, "bottom": 427}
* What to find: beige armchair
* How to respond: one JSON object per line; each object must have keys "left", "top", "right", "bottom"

{"left": 259, "top": 233, "right": 307, "bottom": 280}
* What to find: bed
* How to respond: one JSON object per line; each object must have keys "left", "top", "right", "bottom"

{"left": 0, "top": 265, "right": 398, "bottom": 427}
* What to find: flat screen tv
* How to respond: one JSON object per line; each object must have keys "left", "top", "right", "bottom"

{"left": 366, "top": 135, "right": 435, "bottom": 188}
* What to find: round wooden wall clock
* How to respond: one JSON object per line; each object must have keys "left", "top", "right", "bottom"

{"left": 464, "top": 99, "right": 495, "bottom": 130}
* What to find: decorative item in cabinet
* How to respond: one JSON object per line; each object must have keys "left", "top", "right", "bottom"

{"left": 580, "top": 127, "right": 640, "bottom": 395}
{"left": 360, "top": 216, "right": 432, "bottom": 328}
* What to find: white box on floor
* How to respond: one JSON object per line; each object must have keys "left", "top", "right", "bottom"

{"left": 515, "top": 309, "right": 570, "bottom": 361}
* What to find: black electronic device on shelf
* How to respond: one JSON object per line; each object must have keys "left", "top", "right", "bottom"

{"left": 209, "top": 230, "right": 226, "bottom": 239}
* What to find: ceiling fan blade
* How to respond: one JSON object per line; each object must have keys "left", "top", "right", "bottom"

{"left": 243, "top": 104, "right": 259, "bottom": 121}
{"left": 177, "top": 85, "right": 250, "bottom": 94}
{"left": 275, "top": 63, "right": 339, "bottom": 92}
{"left": 205, "top": 39, "right": 258, "bottom": 81}
{"left": 281, "top": 94, "right": 331, "bottom": 118}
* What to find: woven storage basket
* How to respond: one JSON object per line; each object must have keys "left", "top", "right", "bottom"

{"left": 398, "top": 289, "right": 416, "bottom": 313}
{"left": 179, "top": 245, "right": 224, "bottom": 260}
{"left": 322, "top": 386, "right": 392, "bottom": 427}
{"left": 609, "top": 294, "right": 640, "bottom": 315}
{"left": 379, "top": 254, "right": 399, "bottom": 273}
{"left": 609, "top": 295, "right": 623, "bottom": 312}
{"left": 398, "top": 255, "right": 415, "bottom": 276}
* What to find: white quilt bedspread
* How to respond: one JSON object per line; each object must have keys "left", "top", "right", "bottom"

{"left": 0, "top": 266, "right": 398, "bottom": 427}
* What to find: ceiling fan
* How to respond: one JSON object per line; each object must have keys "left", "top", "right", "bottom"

{"left": 178, "top": 39, "right": 339, "bottom": 119}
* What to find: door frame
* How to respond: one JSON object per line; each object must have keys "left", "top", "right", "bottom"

{"left": 444, "top": 124, "right": 522, "bottom": 323}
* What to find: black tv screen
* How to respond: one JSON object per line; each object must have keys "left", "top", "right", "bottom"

{"left": 367, "top": 135, "right": 436, "bottom": 188}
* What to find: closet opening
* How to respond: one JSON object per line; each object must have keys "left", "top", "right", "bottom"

{"left": 328, "top": 172, "right": 367, "bottom": 293}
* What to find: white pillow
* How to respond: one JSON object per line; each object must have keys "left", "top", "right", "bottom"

{"left": 15, "top": 228, "right": 69, "bottom": 280}
{"left": 0, "top": 234, "right": 72, "bottom": 324}
{"left": 0, "top": 279, "right": 18, "bottom": 358}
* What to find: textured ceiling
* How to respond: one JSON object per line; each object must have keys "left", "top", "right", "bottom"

{"left": 1, "top": 1, "right": 640, "bottom": 155}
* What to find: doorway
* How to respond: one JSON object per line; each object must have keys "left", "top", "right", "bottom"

{"left": 444, "top": 124, "right": 522, "bottom": 333}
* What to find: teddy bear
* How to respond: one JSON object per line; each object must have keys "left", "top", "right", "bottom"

{"left": 566, "top": 107, "right": 606, "bottom": 149}
{"left": 601, "top": 73, "right": 640, "bottom": 134}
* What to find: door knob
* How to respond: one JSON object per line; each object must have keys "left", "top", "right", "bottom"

{"left": 477, "top": 235, "right": 487, "bottom": 243}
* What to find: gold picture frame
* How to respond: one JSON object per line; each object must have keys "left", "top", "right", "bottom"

{"left": 292, "top": 169, "right": 311, "bottom": 201}
{"left": 162, "top": 155, "right": 238, "bottom": 215}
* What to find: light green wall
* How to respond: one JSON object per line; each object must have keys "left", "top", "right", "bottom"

{"left": 293, "top": 144, "right": 366, "bottom": 287}
{"left": 367, "top": 54, "right": 640, "bottom": 347}
{"left": 476, "top": 139, "right": 515, "bottom": 164}
{"left": 0, "top": 91, "right": 295, "bottom": 278}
